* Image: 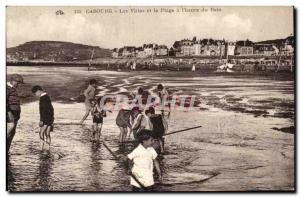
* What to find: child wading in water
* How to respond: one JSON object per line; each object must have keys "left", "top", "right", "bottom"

{"left": 32, "top": 85, "right": 54, "bottom": 147}
{"left": 80, "top": 79, "right": 97, "bottom": 124}
{"left": 157, "top": 84, "right": 171, "bottom": 118}
{"left": 123, "top": 129, "right": 162, "bottom": 192}
{"left": 91, "top": 98, "right": 106, "bottom": 142}
{"left": 116, "top": 106, "right": 133, "bottom": 143}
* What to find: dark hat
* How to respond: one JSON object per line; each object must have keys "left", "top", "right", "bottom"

{"left": 137, "top": 129, "right": 153, "bottom": 143}
{"left": 145, "top": 106, "right": 155, "bottom": 114}
{"left": 31, "top": 85, "right": 43, "bottom": 93}
{"left": 157, "top": 84, "right": 163, "bottom": 90}
{"left": 10, "top": 74, "right": 24, "bottom": 84}
{"left": 89, "top": 79, "right": 97, "bottom": 85}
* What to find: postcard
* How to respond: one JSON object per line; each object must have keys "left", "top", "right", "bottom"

{"left": 6, "top": 6, "right": 294, "bottom": 192}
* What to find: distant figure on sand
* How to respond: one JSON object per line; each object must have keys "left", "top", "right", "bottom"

{"left": 90, "top": 97, "right": 107, "bottom": 142}
{"left": 7, "top": 74, "right": 24, "bottom": 153}
{"left": 130, "top": 62, "right": 133, "bottom": 70}
{"left": 80, "top": 79, "right": 97, "bottom": 124}
{"left": 32, "top": 85, "right": 54, "bottom": 147}
{"left": 192, "top": 64, "right": 196, "bottom": 72}
{"left": 132, "top": 61, "right": 137, "bottom": 71}
{"left": 127, "top": 61, "right": 130, "bottom": 69}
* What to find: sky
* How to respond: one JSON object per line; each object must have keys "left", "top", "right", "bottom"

{"left": 6, "top": 6, "right": 294, "bottom": 49}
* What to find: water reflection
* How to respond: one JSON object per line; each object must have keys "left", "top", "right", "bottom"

{"left": 33, "top": 149, "right": 53, "bottom": 191}
{"left": 7, "top": 158, "right": 16, "bottom": 191}
{"left": 88, "top": 142, "right": 103, "bottom": 190}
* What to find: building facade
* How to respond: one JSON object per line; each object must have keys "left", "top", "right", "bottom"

{"left": 180, "top": 39, "right": 194, "bottom": 56}
{"left": 109, "top": 36, "right": 294, "bottom": 59}
{"left": 226, "top": 41, "right": 236, "bottom": 56}
{"left": 254, "top": 44, "right": 278, "bottom": 56}
{"left": 194, "top": 41, "right": 201, "bottom": 56}
{"left": 235, "top": 40, "right": 254, "bottom": 56}
{"left": 155, "top": 45, "right": 168, "bottom": 56}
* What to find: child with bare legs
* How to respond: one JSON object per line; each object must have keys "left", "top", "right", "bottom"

{"left": 32, "top": 85, "right": 54, "bottom": 149}
{"left": 90, "top": 98, "right": 107, "bottom": 142}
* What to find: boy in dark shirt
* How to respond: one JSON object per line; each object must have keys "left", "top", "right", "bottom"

{"left": 32, "top": 85, "right": 54, "bottom": 146}
{"left": 90, "top": 98, "right": 107, "bottom": 142}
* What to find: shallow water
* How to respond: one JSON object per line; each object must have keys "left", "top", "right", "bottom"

{"left": 7, "top": 67, "right": 294, "bottom": 191}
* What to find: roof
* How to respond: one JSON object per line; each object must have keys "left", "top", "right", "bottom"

{"left": 285, "top": 36, "right": 294, "bottom": 45}
{"left": 254, "top": 44, "right": 275, "bottom": 51}
{"left": 158, "top": 45, "right": 168, "bottom": 49}
{"left": 123, "top": 46, "right": 136, "bottom": 52}
{"left": 135, "top": 47, "right": 143, "bottom": 51}
{"left": 143, "top": 44, "right": 157, "bottom": 48}
{"left": 236, "top": 40, "right": 254, "bottom": 47}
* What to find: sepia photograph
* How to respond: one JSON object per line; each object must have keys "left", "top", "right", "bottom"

{"left": 6, "top": 6, "right": 295, "bottom": 192}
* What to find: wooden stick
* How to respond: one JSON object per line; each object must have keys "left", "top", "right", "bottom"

{"left": 163, "top": 125, "right": 202, "bottom": 136}
{"left": 54, "top": 122, "right": 83, "bottom": 126}
{"left": 102, "top": 141, "right": 119, "bottom": 158}
{"left": 102, "top": 141, "right": 147, "bottom": 190}
{"left": 79, "top": 108, "right": 92, "bottom": 125}
{"left": 121, "top": 125, "right": 202, "bottom": 143}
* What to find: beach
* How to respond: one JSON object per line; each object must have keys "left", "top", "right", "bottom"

{"left": 7, "top": 66, "right": 294, "bottom": 191}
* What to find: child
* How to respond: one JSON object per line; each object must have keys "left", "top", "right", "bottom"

{"left": 90, "top": 98, "right": 106, "bottom": 142}
{"left": 80, "top": 79, "right": 97, "bottom": 124}
{"left": 157, "top": 84, "right": 171, "bottom": 118}
{"left": 116, "top": 107, "right": 133, "bottom": 143}
{"left": 148, "top": 107, "right": 168, "bottom": 154}
{"left": 131, "top": 108, "right": 153, "bottom": 139}
{"left": 123, "top": 129, "right": 162, "bottom": 192}
{"left": 128, "top": 106, "right": 141, "bottom": 139}
{"left": 131, "top": 87, "right": 151, "bottom": 110}
{"left": 32, "top": 85, "right": 54, "bottom": 146}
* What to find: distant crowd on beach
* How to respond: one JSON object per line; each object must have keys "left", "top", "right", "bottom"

{"left": 87, "top": 57, "right": 294, "bottom": 73}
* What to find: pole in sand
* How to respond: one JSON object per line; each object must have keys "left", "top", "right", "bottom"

{"left": 88, "top": 49, "right": 95, "bottom": 71}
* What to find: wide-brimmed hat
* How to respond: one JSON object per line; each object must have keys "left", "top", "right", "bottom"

{"left": 10, "top": 74, "right": 24, "bottom": 84}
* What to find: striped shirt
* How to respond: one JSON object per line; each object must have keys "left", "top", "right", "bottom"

{"left": 7, "top": 83, "right": 20, "bottom": 112}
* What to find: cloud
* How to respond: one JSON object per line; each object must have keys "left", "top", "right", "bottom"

{"left": 221, "top": 13, "right": 252, "bottom": 39}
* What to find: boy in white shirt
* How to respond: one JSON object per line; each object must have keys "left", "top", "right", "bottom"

{"left": 123, "top": 129, "right": 162, "bottom": 191}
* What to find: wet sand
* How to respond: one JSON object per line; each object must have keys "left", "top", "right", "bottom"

{"left": 7, "top": 66, "right": 294, "bottom": 191}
